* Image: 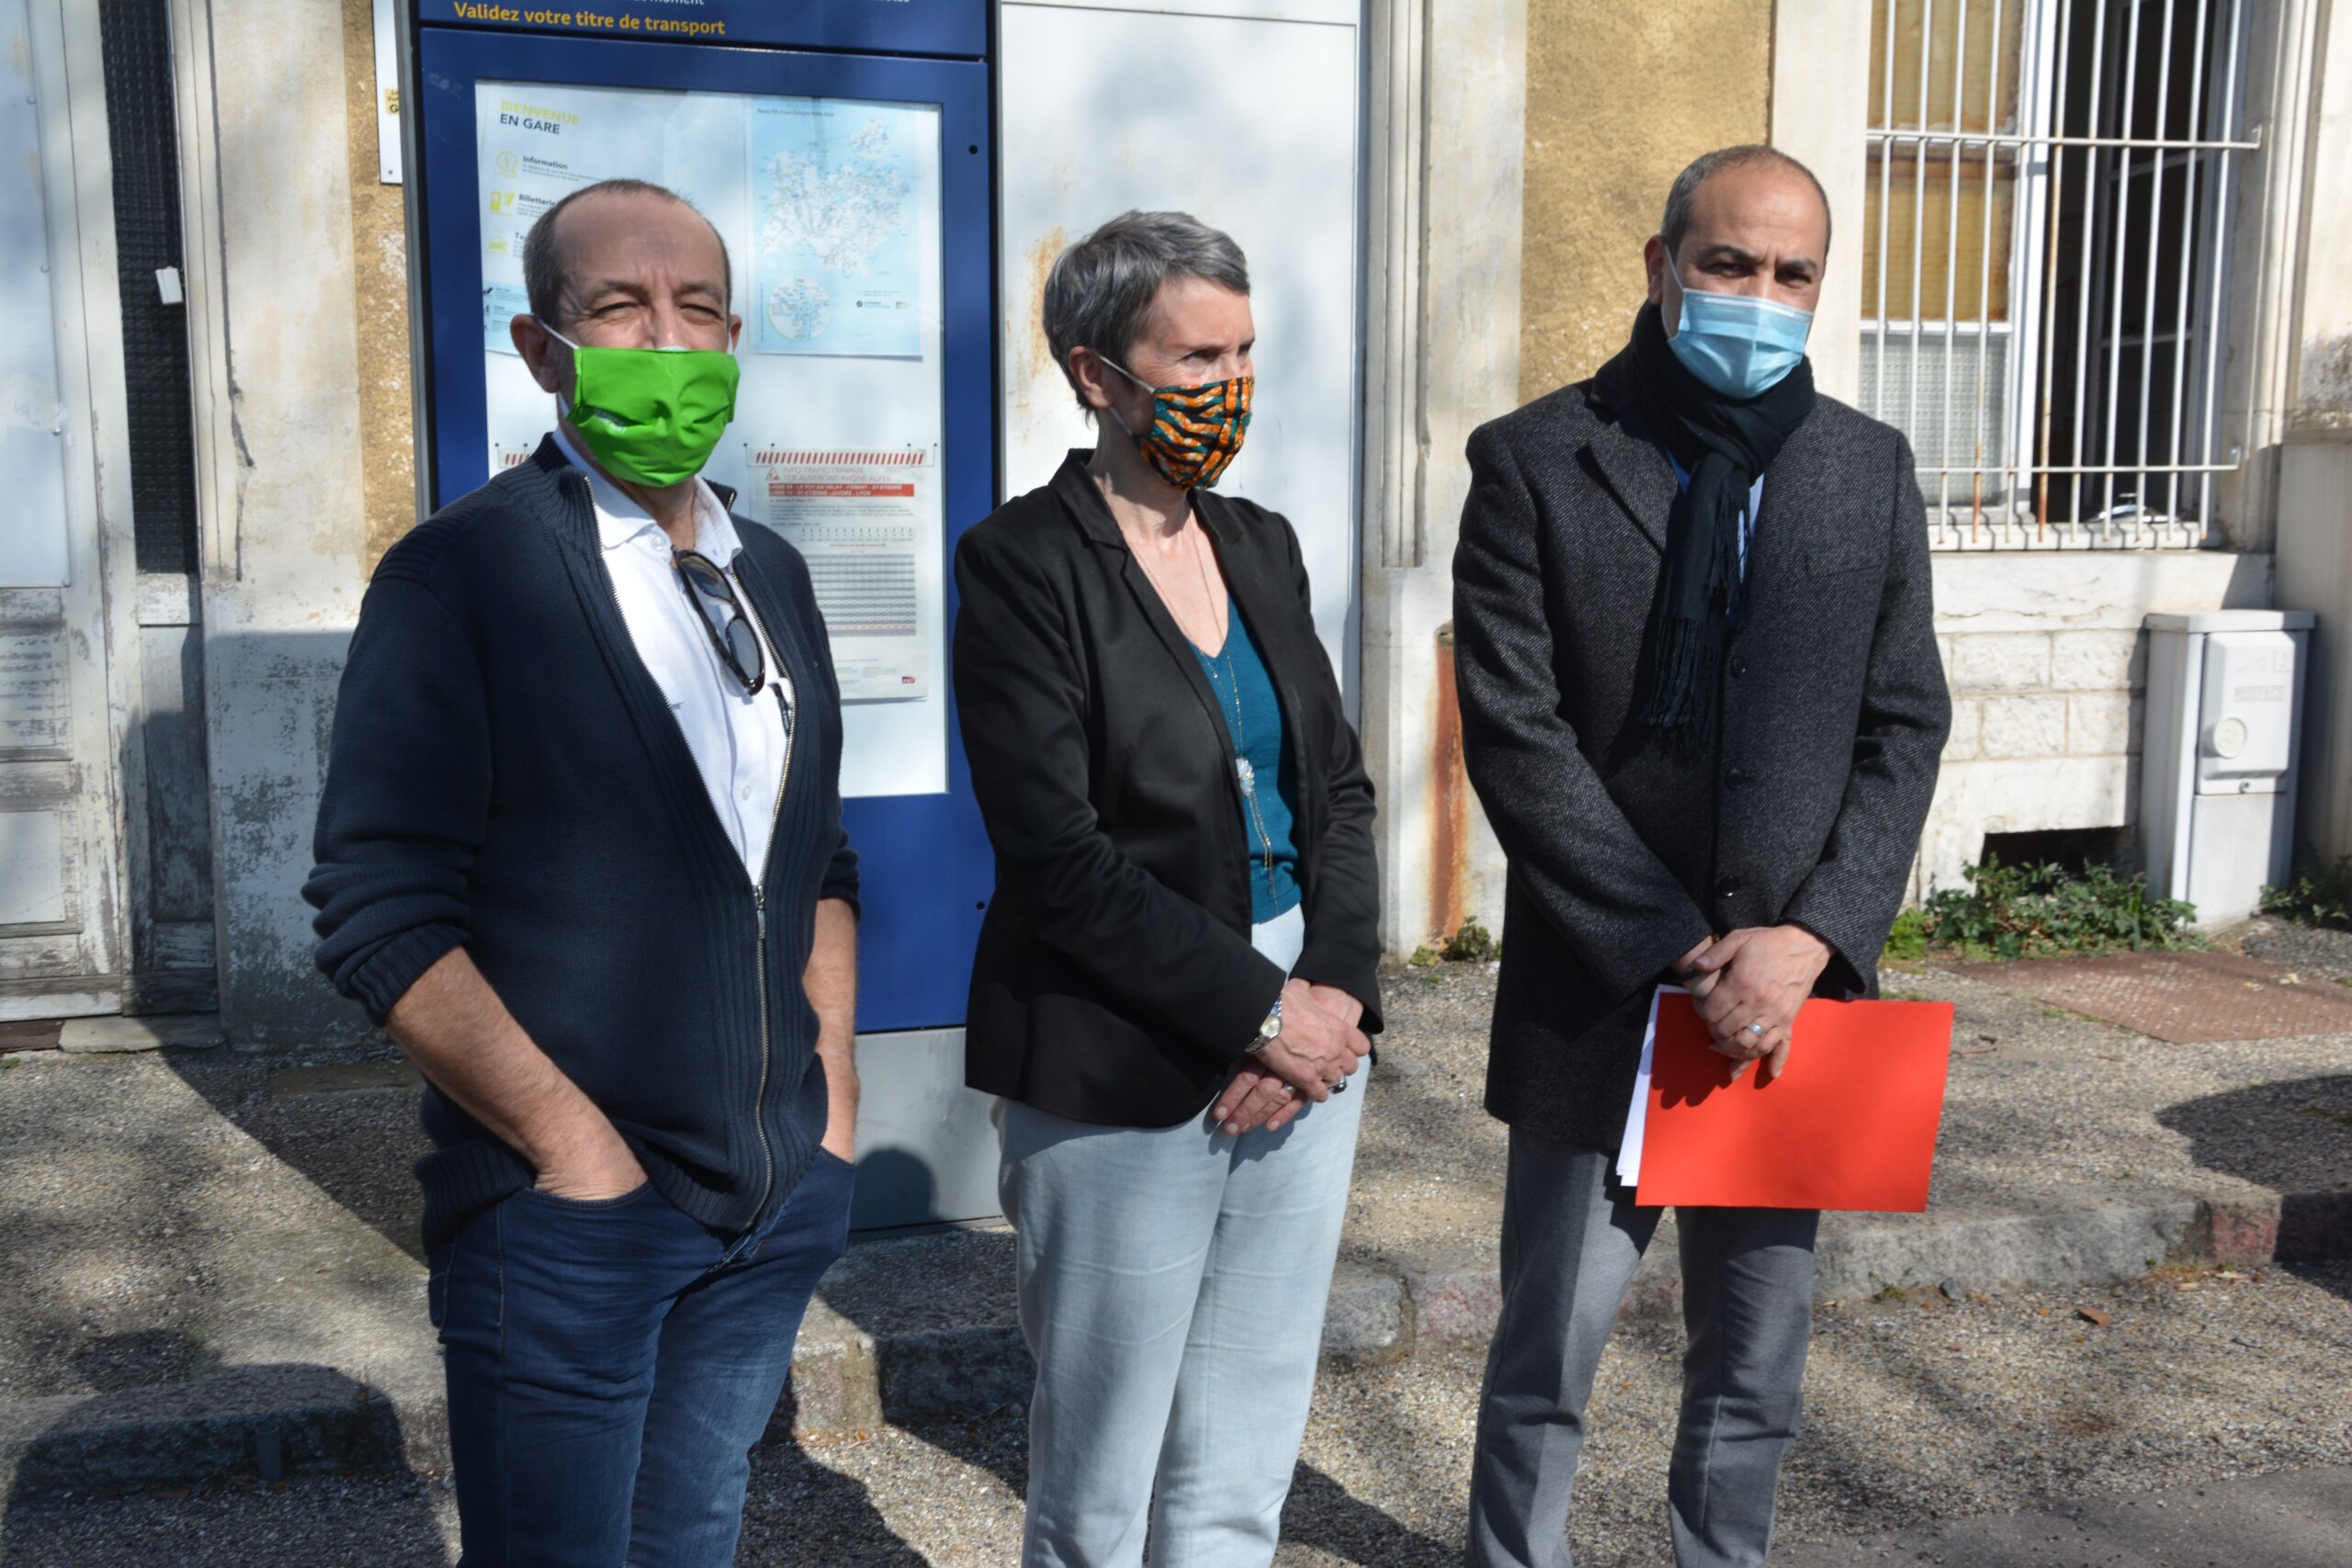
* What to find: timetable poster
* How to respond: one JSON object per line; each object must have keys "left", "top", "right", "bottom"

{"left": 746, "top": 445, "right": 933, "bottom": 702}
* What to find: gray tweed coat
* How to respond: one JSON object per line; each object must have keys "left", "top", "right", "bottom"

{"left": 1452, "top": 344, "right": 1951, "bottom": 1156}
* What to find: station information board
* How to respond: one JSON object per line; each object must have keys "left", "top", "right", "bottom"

{"left": 473, "top": 78, "right": 950, "bottom": 796}
{"left": 416, "top": 20, "right": 995, "bottom": 1032}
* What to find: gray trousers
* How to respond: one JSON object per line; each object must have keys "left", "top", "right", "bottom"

{"left": 1466, "top": 1129, "right": 1819, "bottom": 1568}
{"left": 1000, "top": 905, "right": 1367, "bottom": 1568}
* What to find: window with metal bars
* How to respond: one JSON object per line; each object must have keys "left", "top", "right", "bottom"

{"left": 98, "top": 0, "right": 198, "bottom": 576}
{"left": 1862, "top": 0, "right": 2261, "bottom": 548}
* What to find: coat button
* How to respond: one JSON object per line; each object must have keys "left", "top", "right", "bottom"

{"left": 1725, "top": 765, "right": 1748, "bottom": 787}
{"left": 1716, "top": 875, "right": 1743, "bottom": 898}
{"left": 1729, "top": 656, "right": 1748, "bottom": 678}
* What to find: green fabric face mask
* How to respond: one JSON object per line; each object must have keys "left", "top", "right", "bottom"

{"left": 548, "top": 326, "right": 741, "bottom": 488}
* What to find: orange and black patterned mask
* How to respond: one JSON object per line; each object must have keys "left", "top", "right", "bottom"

{"left": 1101, "top": 356, "right": 1254, "bottom": 490}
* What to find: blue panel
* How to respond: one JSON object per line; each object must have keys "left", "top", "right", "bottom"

{"left": 416, "top": 28, "right": 995, "bottom": 1031}
{"left": 417, "top": 0, "right": 986, "bottom": 59}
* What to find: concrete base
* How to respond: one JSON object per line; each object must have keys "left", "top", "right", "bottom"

{"left": 55, "top": 1015, "right": 227, "bottom": 1055}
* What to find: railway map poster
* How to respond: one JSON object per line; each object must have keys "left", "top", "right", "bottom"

{"left": 750, "top": 100, "right": 928, "bottom": 358}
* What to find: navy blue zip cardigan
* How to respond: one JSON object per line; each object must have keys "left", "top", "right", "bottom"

{"left": 306, "top": 436, "right": 858, "bottom": 1254}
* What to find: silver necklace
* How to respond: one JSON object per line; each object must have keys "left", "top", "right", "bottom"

{"left": 1190, "top": 532, "right": 1278, "bottom": 884}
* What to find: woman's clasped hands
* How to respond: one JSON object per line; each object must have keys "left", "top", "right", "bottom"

{"left": 1212, "top": 979, "right": 1373, "bottom": 1137}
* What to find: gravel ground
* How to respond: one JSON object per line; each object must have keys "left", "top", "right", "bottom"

{"left": 5, "top": 942, "right": 2346, "bottom": 1562}
{"left": 10, "top": 1260, "right": 2346, "bottom": 1566}
{"left": 1869, "top": 961, "right": 2352, "bottom": 1213}
{"left": 2238, "top": 917, "right": 2352, "bottom": 985}
{"left": 8, "top": 953, "right": 2348, "bottom": 1405}
{"left": 0, "top": 1040, "right": 425, "bottom": 1405}
{"left": 1341, "top": 963, "right": 1510, "bottom": 1272}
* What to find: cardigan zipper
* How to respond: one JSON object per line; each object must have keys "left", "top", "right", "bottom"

{"left": 571, "top": 472, "right": 799, "bottom": 1233}
{"left": 745, "top": 682, "right": 797, "bottom": 1227}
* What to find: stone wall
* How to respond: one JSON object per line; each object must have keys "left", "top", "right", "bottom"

{"left": 2278, "top": 433, "right": 2352, "bottom": 865}
{"left": 339, "top": 0, "right": 418, "bottom": 568}
{"left": 184, "top": 0, "right": 374, "bottom": 1044}
{"left": 2273, "top": 17, "right": 2352, "bottom": 863}
{"left": 1519, "top": 0, "right": 1771, "bottom": 399}
{"left": 1918, "top": 552, "right": 2278, "bottom": 895}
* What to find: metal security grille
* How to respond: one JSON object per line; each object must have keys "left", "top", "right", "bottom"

{"left": 98, "top": 0, "right": 198, "bottom": 576}
{"left": 1862, "top": 0, "right": 2262, "bottom": 549}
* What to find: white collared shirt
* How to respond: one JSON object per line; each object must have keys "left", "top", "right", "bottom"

{"left": 554, "top": 429, "right": 795, "bottom": 881}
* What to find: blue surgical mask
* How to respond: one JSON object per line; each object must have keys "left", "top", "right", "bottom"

{"left": 1668, "top": 287, "right": 1814, "bottom": 399}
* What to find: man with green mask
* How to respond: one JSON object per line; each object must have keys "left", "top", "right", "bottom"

{"left": 307, "top": 178, "right": 862, "bottom": 1567}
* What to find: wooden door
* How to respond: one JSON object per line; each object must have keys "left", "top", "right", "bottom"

{"left": 0, "top": 0, "right": 131, "bottom": 1020}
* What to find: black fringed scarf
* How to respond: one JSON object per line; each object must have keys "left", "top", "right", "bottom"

{"left": 1627, "top": 299, "right": 1815, "bottom": 755}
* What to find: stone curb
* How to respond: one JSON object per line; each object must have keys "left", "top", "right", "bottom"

{"left": 1, "top": 1367, "right": 407, "bottom": 1502}
{"left": 6, "top": 1189, "right": 2346, "bottom": 1496}
{"left": 54, "top": 1014, "right": 227, "bottom": 1055}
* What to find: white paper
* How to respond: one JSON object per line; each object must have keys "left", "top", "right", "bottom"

{"left": 370, "top": 0, "right": 401, "bottom": 185}
{"left": 1614, "top": 987, "right": 1679, "bottom": 1188}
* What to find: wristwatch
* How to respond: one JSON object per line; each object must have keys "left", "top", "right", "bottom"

{"left": 1248, "top": 994, "right": 1283, "bottom": 1056}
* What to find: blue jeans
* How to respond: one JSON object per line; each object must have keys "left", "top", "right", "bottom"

{"left": 429, "top": 1149, "right": 854, "bottom": 1567}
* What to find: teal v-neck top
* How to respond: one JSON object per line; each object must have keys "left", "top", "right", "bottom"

{"left": 1192, "top": 611, "right": 1302, "bottom": 922}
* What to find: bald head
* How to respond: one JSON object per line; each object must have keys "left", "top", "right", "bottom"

{"left": 508, "top": 180, "right": 741, "bottom": 415}
{"left": 1659, "top": 146, "right": 1830, "bottom": 264}
{"left": 521, "top": 179, "right": 732, "bottom": 336}
{"left": 1645, "top": 146, "right": 1831, "bottom": 325}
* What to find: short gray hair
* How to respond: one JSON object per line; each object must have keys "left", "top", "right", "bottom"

{"left": 1043, "top": 211, "right": 1250, "bottom": 411}
{"left": 522, "top": 178, "right": 731, "bottom": 331}
{"left": 1658, "top": 145, "right": 1832, "bottom": 259}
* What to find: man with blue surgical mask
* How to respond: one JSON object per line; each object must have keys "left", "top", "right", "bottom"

{"left": 1453, "top": 147, "right": 1951, "bottom": 1568}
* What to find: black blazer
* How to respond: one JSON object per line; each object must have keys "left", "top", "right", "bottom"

{"left": 1453, "top": 348, "right": 1951, "bottom": 1156}
{"left": 952, "top": 452, "right": 1383, "bottom": 1128}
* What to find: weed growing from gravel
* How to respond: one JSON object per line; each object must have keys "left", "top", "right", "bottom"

{"left": 1411, "top": 919, "right": 1499, "bottom": 967}
{"left": 2261, "top": 856, "right": 2352, "bottom": 931}
{"left": 1440, "top": 919, "right": 1498, "bottom": 963}
{"left": 1909, "top": 856, "right": 2199, "bottom": 961}
{"left": 1882, "top": 908, "right": 1928, "bottom": 963}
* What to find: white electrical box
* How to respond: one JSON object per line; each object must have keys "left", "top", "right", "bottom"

{"left": 2143, "top": 611, "right": 2315, "bottom": 926}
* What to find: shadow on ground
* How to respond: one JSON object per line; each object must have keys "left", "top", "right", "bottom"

{"left": 158, "top": 1044, "right": 432, "bottom": 1266}
{"left": 0, "top": 1362, "right": 435, "bottom": 1565}
{"left": 813, "top": 1112, "right": 1455, "bottom": 1563}
{"left": 746, "top": 1382, "right": 927, "bottom": 1563}
{"left": 2156, "top": 1072, "right": 2352, "bottom": 1295}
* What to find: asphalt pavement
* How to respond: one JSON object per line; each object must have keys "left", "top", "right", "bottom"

{"left": 5, "top": 937, "right": 2348, "bottom": 1563}
{"left": 6, "top": 1262, "right": 2347, "bottom": 1565}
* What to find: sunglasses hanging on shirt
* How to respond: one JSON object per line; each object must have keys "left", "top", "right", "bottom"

{"left": 673, "top": 548, "right": 767, "bottom": 698}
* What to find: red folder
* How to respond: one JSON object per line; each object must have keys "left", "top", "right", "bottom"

{"left": 1633, "top": 992, "right": 1955, "bottom": 1211}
